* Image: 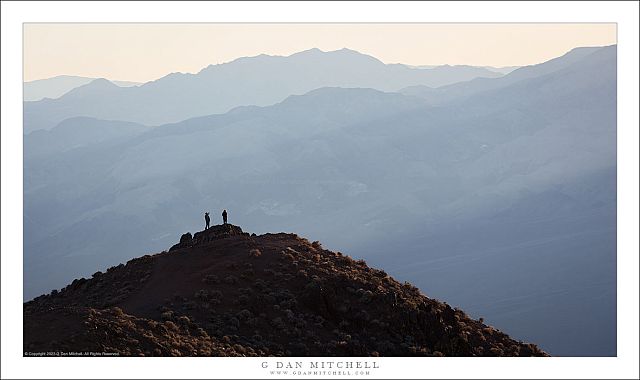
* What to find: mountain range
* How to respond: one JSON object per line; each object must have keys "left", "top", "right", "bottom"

{"left": 24, "top": 75, "right": 140, "bottom": 102}
{"left": 23, "top": 45, "right": 616, "bottom": 356}
{"left": 23, "top": 48, "right": 503, "bottom": 132}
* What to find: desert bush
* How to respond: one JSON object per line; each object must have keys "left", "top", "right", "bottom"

{"left": 225, "top": 263, "right": 239, "bottom": 270}
{"left": 161, "top": 311, "right": 174, "bottom": 320}
{"left": 240, "top": 268, "right": 254, "bottom": 279}
{"left": 146, "top": 320, "right": 158, "bottom": 329}
{"left": 236, "top": 309, "right": 252, "bottom": 321}
{"left": 280, "top": 252, "right": 295, "bottom": 261}
{"left": 224, "top": 275, "right": 238, "bottom": 285}
{"left": 164, "top": 321, "right": 179, "bottom": 332}
{"left": 228, "top": 317, "right": 240, "bottom": 328}
{"left": 359, "top": 290, "right": 374, "bottom": 304}
{"left": 210, "top": 290, "right": 223, "bottom": 299}
{"left": 311, "top": 241, "right": 323, "bottom": 250}
{"left": 373, "top": 269, "right": 387, "bottom": 278}
{"left": 253, "top": 279, "right": 267, "bottom": 291}
{"left": 194, "top": 289, "right": 209, "bottom": 300}
{"left": 202, "top": 274, "right": 220, "bottom": 284}
{"left": 271, "top": 317, "right": 285, "bottom": 330}
{"left": 177, "top": 315, "right": 191, "bottom": 326}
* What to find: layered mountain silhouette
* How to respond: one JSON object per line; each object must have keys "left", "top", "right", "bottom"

{"left": 24, "top": 75, "right": 140, "bottom": 102}
{"left": 24, "top": 117, "right": 149, "bottom": 158}
{"left": 24, "top": 224, "right": 547, "bottom": 356}
{"left": 400, "top": 46, "right": 606, "bottom": 104}
{"left": 24, "top": 45, "right": 616, "bottom": 356}
{"left": 23, "top": 48, "right": 502, "bottom": 132}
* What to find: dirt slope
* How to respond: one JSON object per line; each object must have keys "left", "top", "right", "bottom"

{"left": 24, "top": 224, "right": 548, "bottom": 357}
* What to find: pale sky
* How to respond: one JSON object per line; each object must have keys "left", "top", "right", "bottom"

{"left": 23, "top": 23, "right": 616, "bottom": 83}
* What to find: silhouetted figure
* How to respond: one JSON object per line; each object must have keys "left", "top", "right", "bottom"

{"left": 204, "top": 212, "right": 210, "bottom": 230}
{"left": 222, "top": 209, "right": 228, "bottom": 224}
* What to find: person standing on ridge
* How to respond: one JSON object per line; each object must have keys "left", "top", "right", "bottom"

{"left": 204, "top": 212, "right": 210, "bottom": 230}
{"left": 222, "top": 209, "right": 228, "bottom": 225}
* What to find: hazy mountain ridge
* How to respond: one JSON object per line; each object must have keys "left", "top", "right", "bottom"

{"left": 24, "top": 75, "right": 140, "bottom": 102}
{"left": 23, "top": 48, "right": 502, "bottom": 132}
{"left": 24, "top": 117, "right": 150, "bottom": 159}
{"left": 400, "top": 46, "right": 609, "bottom": 105}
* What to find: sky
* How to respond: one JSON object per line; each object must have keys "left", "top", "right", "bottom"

{"left": 23, "top": 23, "right": 616, "bottom": 83}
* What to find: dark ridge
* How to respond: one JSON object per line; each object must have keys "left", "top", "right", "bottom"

{"left": 24, "top": 225, "right": 548, "bottom": 357}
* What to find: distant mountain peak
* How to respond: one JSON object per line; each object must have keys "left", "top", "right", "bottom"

{"left": 67, "top": 78, "right": 119, "bottom": 93}
{"left": 292, "top": 47, "right": 323, "bottom": 55}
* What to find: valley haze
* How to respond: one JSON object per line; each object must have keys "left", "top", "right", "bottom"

{"left": 23, "top": 45, "right": 616, "bottom": 357}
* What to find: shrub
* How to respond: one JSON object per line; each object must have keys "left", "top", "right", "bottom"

{"left": 280, "top": 252, "right": 295, "bottom": 261}
{"left": 177, "top": 315, "right": 191, "bottom": 326}
{"left": 236, "top": 309, "right": 252, "bottom": 321}
{"left": 271, "top": 317, "right": 285, "bottom": 329}
{"left": 164, "top": 321, "right": 179, "bottom": 332}
{"left": 253, "top": 279, "right": 267, "bottom": 291}
{"left": 240, "top": 269, "right": 254, "bottom": 279}
{"left": 203, "top": 274, "right": 220, "bottom": 284}
{"left": 311, "top": 241, "right": 323, "bottom": 250}
{"left": 225, "top": 263, "right": 239, "bottom": 270}
{"left": 210, "top": 290, "right": 223, "bottom": 299}
{"left": 194, "top": 289, "right": 209, "bottom": 300}
{"left": 224, "top": 275, "right": 238, "bottom": 285}
{"left": 161, "top": 311, "right": 174, "bottom": 320}
{"left": 112, "top": 307, "right": 125, "bottom": 317}
{"left": 285, "top": 247, "right": 299, "bottom": 256}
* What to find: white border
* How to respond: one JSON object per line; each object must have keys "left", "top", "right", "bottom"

{"left": 2, "top": 1, "right": 638, "bottom": 379}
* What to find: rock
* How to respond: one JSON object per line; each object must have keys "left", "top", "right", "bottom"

{"left": 169, "top": 232, "right": 193, "bottom": 251}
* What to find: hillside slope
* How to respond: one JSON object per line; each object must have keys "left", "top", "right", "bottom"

{"left": 24, "top": 225, "right": 547, "bottom": 357}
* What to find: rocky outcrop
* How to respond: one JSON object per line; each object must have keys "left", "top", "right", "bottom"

{"left": 170, "top": 224, "right": 247, "bottom": 251}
